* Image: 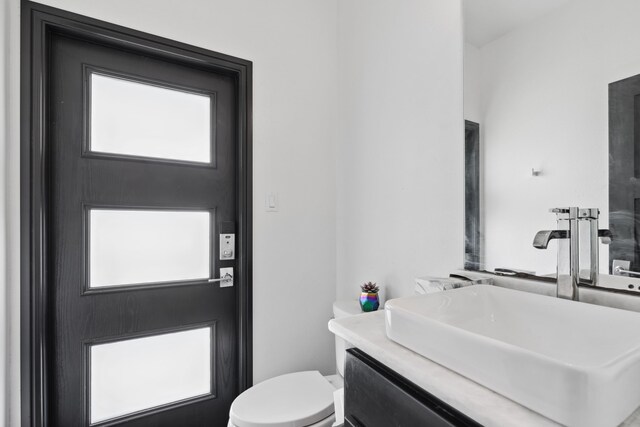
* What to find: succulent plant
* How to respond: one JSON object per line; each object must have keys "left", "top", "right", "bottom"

{"left": 360, "top": 281, "right": 379, "bottom": 293}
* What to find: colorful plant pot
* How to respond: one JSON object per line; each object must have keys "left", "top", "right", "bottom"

{"left": 359, "top": 292, "right": 380, "bottom": 312}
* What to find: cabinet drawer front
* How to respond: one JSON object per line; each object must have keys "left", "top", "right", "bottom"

{"left": 345, "top": 349, "right": 482, "bottom": 427}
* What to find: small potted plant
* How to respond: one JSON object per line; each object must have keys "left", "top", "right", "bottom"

{"left": 359, "top": 281, "right": 380, "bottom": 312}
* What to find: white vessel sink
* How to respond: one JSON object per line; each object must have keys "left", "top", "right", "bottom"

{"left": 385, "top": 285, "right": 640, "bottom": 427}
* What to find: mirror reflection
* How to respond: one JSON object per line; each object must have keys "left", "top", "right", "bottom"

{"left": 463, "top": 0, "right": 640, "bottom": 276}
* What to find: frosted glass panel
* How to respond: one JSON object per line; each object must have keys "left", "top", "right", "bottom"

{"left": 90, "top": 73, "right": 212, "bottom": 163}
{"left": 89, "top": 209, "right": 210, "bottom": 288}
{"left": 90, "top": 327, "right": 212, "bottom": 423}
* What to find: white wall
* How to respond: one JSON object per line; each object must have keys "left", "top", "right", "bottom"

{"left": 3, "top": 0, "right": 19, "bottom": 425}
{"left": 468, "top": 0, "right": 640, "bottom": 274}
{"left": 464, "top": 42, "right": 481, "bottom": 124}
{"left": 1, "top": 0, "right": 12, "bottom": 425}
{"left": 336, "top": 0, "right": 464, "bottom": 302}
{"left": 2, "top": 0, "right": 339, "bottom": 424}
{"left": 2, "top": 0, "right": 467, "bottom": 424}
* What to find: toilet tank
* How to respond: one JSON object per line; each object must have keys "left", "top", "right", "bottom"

{"left": 332, "top": 300, "right": 362, "bottom": 377}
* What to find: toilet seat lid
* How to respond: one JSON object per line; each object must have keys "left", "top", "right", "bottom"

{"left": 229, "top": 371, "right": 335, "bottom": 427}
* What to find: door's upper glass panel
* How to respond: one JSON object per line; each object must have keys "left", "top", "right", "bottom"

{"left": 89, "top": 209, "right": 210, "bottom": 288}
{"left": 90, "top": 327, "right": 212, "bottom": 423}
{"left": 89, "top": 73, "right": 212, "bottom": 163}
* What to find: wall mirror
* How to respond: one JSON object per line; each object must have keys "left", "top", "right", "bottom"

{"left": 463, "top": 0, "right": 640, "bottom": 278}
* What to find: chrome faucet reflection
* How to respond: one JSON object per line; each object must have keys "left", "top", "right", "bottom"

{"left": 533, "top": 208, "right": 612, "bottom": 300}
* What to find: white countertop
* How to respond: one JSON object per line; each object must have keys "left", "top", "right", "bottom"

{"left": 328, "top": 310, "right": 640, "bottom": 427}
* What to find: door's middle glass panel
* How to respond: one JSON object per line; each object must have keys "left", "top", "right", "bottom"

{"left": 89, "top": 209, "right": 210, "bottom": 288}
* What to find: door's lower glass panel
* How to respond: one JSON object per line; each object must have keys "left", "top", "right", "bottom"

{"left": 89, "top": 209, "right": 211, "bottom": 288}
{"left": 89, "top": 72, "right": 213, "bottom": 163}
{"left": 90, "top": 327, "right": 212, "bottom": 424}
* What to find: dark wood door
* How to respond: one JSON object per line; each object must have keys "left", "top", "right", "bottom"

{"left": 45, "top": 25, "right": 238, "bottom": 427}
{"left": 610, "top": 75, "right": 640, "bottom": 272}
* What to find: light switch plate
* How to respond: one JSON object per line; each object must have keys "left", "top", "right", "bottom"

{"left": 265, "top": 192, "right": 278, "bottom": 212}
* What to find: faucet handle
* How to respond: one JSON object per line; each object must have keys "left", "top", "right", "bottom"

{"left": 598, "top": 229, "right": 613, "bottom": 245}
{"left": 579, "top": 208, "right": 600, "bottom": 219}
{"left": 550, "top": 207, "right": 579, "bottom": 219}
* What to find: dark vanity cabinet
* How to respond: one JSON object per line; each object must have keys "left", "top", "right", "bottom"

{"left": 344, "top": 349, "right": 482, "bottom": 427}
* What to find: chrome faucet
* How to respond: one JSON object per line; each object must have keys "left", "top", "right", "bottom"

{"left": 533, "top": 208, "right": 612, "bottom": 300}
{"left": 532, "top": 230, "right": 568, "bottom": 249}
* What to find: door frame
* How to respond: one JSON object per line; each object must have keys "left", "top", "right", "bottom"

{"left": 464, "top": 120, "right": 481, "bottom": 271}
{"left": 20, "top": 2, "right": 253, "bottom": 425}
{"left": 609, "top": 74, "right": 640, "bottom": 273}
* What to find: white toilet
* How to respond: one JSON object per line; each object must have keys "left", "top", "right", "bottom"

{"left": 227, "top": 300, "right": 361, "bottom": 427}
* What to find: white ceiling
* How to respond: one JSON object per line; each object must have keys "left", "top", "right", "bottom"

{"left": 463, "top": 0, "right": 573, "bottom": 47}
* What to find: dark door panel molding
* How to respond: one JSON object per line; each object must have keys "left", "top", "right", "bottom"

{"left": 20, "top": 2, "right": 252, "bottom": 425}
{"left": 464, "top": 120, "right": 481, "bottom": 270}
{"left": 610, "top": 74, "right": 640, "bottom": 272}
